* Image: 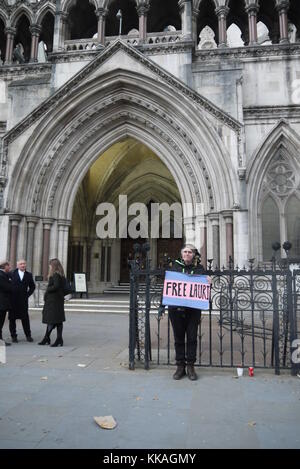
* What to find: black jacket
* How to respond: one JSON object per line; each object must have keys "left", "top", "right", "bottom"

{"left": 42, "top": 273, "right": 65, "bottom": 325}
{"left": 9, "top": 270, "right": 35, "bottom": 320}
{"left": 0, "top": 270, "right": 13, "bottom": 312}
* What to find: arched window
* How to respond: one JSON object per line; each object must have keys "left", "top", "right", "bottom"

{"left": 260, "top": 151, "right": 300, "bottom": 261}
{"left": 257, "top": 0, "right": 279, "bottom": 44}
{"left": 196, "top": 0, "right": 218, "bottom": 46}
{"left": 106, "top": 0, "right": 139, "bottom": 37}
{"left": 227, "top": 24, "right": 244, "bottom": 47}
{"left": 262, "top": 196, "right": 280, "bottom": 261}
{"left": 14, "top": 15, "right": 31, "bottom": 63}
{"left": 0, "top": 17, "right": 5, "bottom": 64}
{"left": 39, "top": 11, "right": 55, "bottom": 54}
{"left": 286, "top": 195, "right": 300, "bottom": 257}
{"left": 147, "top": 0, "right": 181, "bottom": 33}
{"left": 68, "top": 0, "right": 97, "bottom": 39}
{"left": 227, "top": 0, "right": 248, "bottom": 45}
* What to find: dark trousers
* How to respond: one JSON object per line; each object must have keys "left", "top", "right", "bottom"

{"left": 0, "top": 310, "right": 8, "bottom": 339}
{"left": 9, "top": 314, "right": 31, "bottom": 338}
{"left": 169, "top": 309, "right": 201, "bottom": 365}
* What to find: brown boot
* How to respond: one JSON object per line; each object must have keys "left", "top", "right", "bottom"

{"left": 173, "top": 365, "right": 186, "bottom": 380}
{"left": 186, "top": 364, "right": 198, "bottom": 381}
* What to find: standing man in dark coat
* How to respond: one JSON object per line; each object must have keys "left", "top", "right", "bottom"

{"left": 0, "top": 260, "right": 12, "bottom": 346}
{"left": 9, "top": 259, "right": 35, "bottom": 343}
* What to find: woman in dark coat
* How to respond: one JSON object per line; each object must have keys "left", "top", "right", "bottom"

{"left": 38, "top": 258, "right": 65, "bottom": 347}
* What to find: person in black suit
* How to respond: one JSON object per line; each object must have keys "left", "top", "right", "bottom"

{"left": 9, "top": 259, "right": 35, "bottom": 343}
{"left": 0, "top": 260, "right": 13, "bottom": 346}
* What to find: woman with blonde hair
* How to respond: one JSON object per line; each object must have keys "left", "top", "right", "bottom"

{"left": 38, "top": 258, "right": 65, "bottom": 347}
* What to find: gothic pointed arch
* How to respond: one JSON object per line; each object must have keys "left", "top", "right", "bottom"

{"left": 257, "top": 0, "right": 279, "bottom": 44}
{"left": 196, "top": 0, "right": 218, "bottom": 45}
{"left": 10, "top": 5, "right": 33, "bottom": 28}
{"left": 247, "top": 120, "right": 300, "bottom": 260}
{"left": 3, "top": 41, "right": 238, "bottom": 236}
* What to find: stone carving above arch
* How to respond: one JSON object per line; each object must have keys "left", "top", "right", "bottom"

{"left": 264, "top": 153, "right": 297, "bottom": 200}
{"left": 10, "top": 4, "right": 34, "bottom": 27}
{"left": 34, "top": 103, "right": 214, "bottom": 217}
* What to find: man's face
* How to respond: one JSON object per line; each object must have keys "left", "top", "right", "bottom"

{"left": 17, "top": 261, "right": 26, "bottom": 272}
{"left": 4, "top": 264, "right": 11, "bottom": 273}
{"left": 182, "top": 248, "right": 194, "bottom": 265}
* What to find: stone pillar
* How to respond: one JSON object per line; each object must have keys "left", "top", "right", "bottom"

{"left": 57, "top": 220, "right": 71, "bottom": 274}
{"left": 276, "top": 1, "right": 290, "bottom": 44}
{"left": 179, "top": 0, "right": 193, "bottom": 40}
{"left": 9, "top": 215, "right": 21, "bottom": 268}
{"left": 245, "top": 3, "right": 258, "bottom": 45}
{"left": 53, "top": 8, "right": 67, "bottom": 51}
{"left": 223, "top": 211, "right": 234, "bottom": 266}
{"left": 96, "top": 7, "right": 108, "bottom": 46}
{"left": 137, "top": 2, "right": 149, "bottom": 43}
{"left": 200, "top": 223, "right": 207, "bottom": 269}
{"left": 26, "top": 217, "right": 38, "bottom": 272}
{"left": 29, "top": 24, "right": 42, "bottom": 62}
{"left": 42, "top": 219, "right": 53, "bottom": 280}
{"left": 4, "top": 27, "right": 16, "bottom": 65}
{"left": 86, "top": 241, "right": 92, "bottom": 281}
{"left": 183, "top": 217, "right": 195, "bottom": 246}
{"left": 192, "top": 7, "right": 199, "bottom": 47}
{"left": 215, "top": 6, "right": 229, "bottom": 47}
{"left": 209, "top": 214, "right": 220, "bottom": 269}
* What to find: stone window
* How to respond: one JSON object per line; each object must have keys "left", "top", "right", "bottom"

{"left": 14, "top": 14, "right": 31, "bottom": 63}
{"left": 261, "top": 153, "right": 300, "bottom": 260}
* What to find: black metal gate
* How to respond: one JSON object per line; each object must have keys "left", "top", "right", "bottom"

{"left": 129, "top": 257, "right": 300, "bottom": 375}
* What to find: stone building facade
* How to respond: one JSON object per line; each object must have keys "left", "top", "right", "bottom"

{"left": 0, "top": 0, "right": 299, "bottom": 291}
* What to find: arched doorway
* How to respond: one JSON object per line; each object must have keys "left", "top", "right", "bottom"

{"left": 68, "top": 138, "right": 183, "bottom": 287}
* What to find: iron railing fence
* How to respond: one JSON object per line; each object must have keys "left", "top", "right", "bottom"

{"left": 129, "top": 261, "right": 300, "bottom": 375}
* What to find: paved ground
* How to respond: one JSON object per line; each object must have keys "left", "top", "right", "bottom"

{"left": 0, "top": 310, "right": 300, "bottom": 449}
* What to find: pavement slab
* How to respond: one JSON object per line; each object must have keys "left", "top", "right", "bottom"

{"left": 0, "top": 311, "right": 300, "bottom": 449}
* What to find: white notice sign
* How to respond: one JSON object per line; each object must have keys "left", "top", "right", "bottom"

{"left": 74, "top": 273, "right": 87, "bottom": 293}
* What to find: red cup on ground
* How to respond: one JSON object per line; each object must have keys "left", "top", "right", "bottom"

{"left": 248, "top": 367, "right": 254, "bottom": 377}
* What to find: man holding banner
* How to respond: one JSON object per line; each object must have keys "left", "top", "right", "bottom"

{"left": 161, "top": 244, "right": 211, "bottom": 381}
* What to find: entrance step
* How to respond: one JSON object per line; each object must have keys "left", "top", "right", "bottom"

{"left": 29, "top": 294, "right": 160, "bottom": 315}
{"left": 103, "top": 282, "right": 163, "bottom": 295}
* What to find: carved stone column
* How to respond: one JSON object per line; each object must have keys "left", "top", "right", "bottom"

{"left": 215, "top": 6, "right": 229, "bottom": 47}
{"left": 245, "top": 3, "right": 258, "bottom": 45}
{"left": 276, "top": 0, "right": 290, "bottom": 44}
{"left": 223, "top": 211, "right": 234, "bottom": 266}
{"left": 26, "top": 217, "right": 38, "bottom": 272}
{"left": 42, "top": 219, "right": 53, "bottom": 280}
{"left": 53, "top": 10, "right": 68, "bottom": 51}
{"left": 179, "top": 0, "right": 193, "bottom": 40}
{"left": 29, "top": 24, "right": 42, "bottom": 62}
{"left": 96, "top": 7, "right": 108, "bottom": 46}
{"left": 4, "top": 27, "right": 16, "bottom": 65}
{"left": 9, "top": 215, "right": 21, "bottom": 268}
{"left": 209, "top": 214, "right": 220, "bottom": 269}
{"left": 57, "top": 220, "right": 71, "bottom": 274}
{"left": 192, "top": 7, "right": 199, "bottom": 47}
{"left": 137, "top": 2, "right": 150, "bottom": 43}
